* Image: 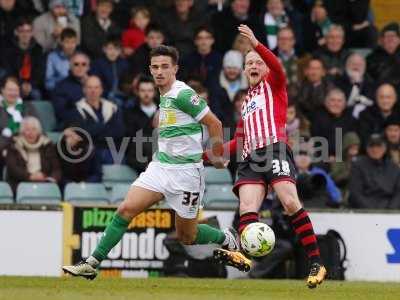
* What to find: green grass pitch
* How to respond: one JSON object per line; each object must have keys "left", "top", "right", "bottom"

{"left": 0, "top": 276, "right": 399, "bottom": 300}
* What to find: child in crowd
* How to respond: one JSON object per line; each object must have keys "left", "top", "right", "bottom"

{"left": 121, "top": 6, "right": 151, "bottom": 57}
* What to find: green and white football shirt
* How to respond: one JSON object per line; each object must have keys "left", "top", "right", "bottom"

{"left": 156, "top": 80, "right": 209, "bottom": 168}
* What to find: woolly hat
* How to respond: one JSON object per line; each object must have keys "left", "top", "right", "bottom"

{"left": 223, "top": 50, "right": 243, "bottom": 69}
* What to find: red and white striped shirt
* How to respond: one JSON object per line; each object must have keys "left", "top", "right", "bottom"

{"left": 226, "top": 43, "right": 288, "bottom": 159}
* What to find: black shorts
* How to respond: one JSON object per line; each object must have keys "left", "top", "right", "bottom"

{"left": 232, "top": 142, "right": 297, "bottom": 196}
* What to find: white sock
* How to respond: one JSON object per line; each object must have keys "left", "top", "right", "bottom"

{"left": 86, "top": 256, "right": 100, "bottom": 267}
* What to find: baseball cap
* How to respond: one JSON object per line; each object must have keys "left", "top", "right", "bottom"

{"left": 367, "top": 134, "right": 386, "bottom": 147}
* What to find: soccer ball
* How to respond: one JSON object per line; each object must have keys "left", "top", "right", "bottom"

{"left": 240, "top": 222, "right": 275, "bottom": 257}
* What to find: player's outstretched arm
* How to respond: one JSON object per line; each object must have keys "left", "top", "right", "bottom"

{"left": 203, "top": 119, "right": 244, "bottom": 162}
{"left": 238, "top": 24, "right": 286, "bottom": 87}
{"left": 200, "top": 111, "right": 227, "bottom": 169}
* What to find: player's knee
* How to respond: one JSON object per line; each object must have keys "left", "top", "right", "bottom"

{"left": 117, "top": 201, "right": 136, "bottom": 219}
{"left": 177, "top": 231, "right": 196, "bottom": 245}
{"left": 280, "top": 193, "right": 301, "bottom": 214}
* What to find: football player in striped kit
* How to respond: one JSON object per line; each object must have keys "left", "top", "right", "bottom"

{"left": 213, "top": 25, "right": 327, "bottom": 288}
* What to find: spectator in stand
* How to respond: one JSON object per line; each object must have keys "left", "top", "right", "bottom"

{"left": 0, "top": 0, "right": 23, "bottom": 49}
{"left": 232, "top": 32, "right": 253, "bottom": 57}
{"left": 273, "top": 27, "right": 302, "bottom": 99}
{"left": 367, "top": 23, "right": 400, "bottom": 90}
{"left": 58, "top": 127, "right": 102, "bottom": 184}
{"left": 330, "top": 131, "right": 360, "bottom": 199}
{"left": 130, "top": 24, "right": 165, "bottom": 77}
{"left": 52, "top": 52, "right": 89, "bottom": 124}
{"left": 5, "top": 116, "right": 61, "bottom": 192}
{"left": 0, "top": 77, "right": 38, "bottom": 156}
{"left": 311, "top": 88, "right": 356, "bottom": 156}
{"left": 358, "top": 83, "right": 400, "bottom": 149}
{"left": 81, "top": 0, "right": 120, "bottom": 59}
{"left": 313, "top": 24, "right": 350, "bottom": 79}
{"left": 33, "top": 0, "right": 80, "bottom": 52}
{"left": 91, "top": 38, "right": 129, "bottom": 107}
{"left": 384, "top": 115, "right": 400, "bottom": 167}
{"left": 69, "top": 76, "right": 124, "bottom": 164}
{"left": 297, "top": 58, "right": 334, "bottom": 120}
{"left": 64, "top": 0, "right": 91, "bottom": 18}
{"left": 262, "top": 0, "right": 290, "bottom": 50}
{"left": 334, "top": 52, "right": 374, "bottom": 119}
{"left": 286, "top": 100, "right": 310, "bottom": 150}
{"left": 346, "top": 0, "right": 376, "bottom": 48}
{"left": 45, "top": 28, "right": 78, "bottom": 93}
{"left": 302, "top": 1, "right": 332, "bottom": 52}
{"left": 159, "top": 0, "right": 203, "bottom": 57}
{"left": 2, "top": 17, "right": 45, "bottom": 101}
{"left": 212, "top": 0, "right": 265, "bottom": 53}
{"left": 125, "top": 76, "right": 158, "bottom": 173}
{"left": 295, "top": 146, "right": 342, "bottom": 208}
{"left": 219, "top": 50, "right": 248, "bottom": 102}
{"left": 181, "top": 26, "right": 222, "bottom": 93}
{"left": 349, "top": 134, "right": 400, "bottom": 209}
{"left": 121, "top": 6, "right": 150, "bottom": 58}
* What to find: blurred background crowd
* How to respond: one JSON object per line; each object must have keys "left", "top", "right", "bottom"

{"left": 0, "top": 0, "right": 399, "bottom": 210}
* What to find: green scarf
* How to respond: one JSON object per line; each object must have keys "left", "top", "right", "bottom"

{"left": 3, "top": 99, "right": 24, "bottom": 135}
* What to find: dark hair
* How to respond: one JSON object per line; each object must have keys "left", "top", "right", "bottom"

{"left": 103, "top": 37, "right": 121, "bottom": 48}
{"left": 130, "top": 6, "right": 150, "bottom": 18}
{"left": 194, "top": 25, "right": 214, "bottom": 38}
{"left": 16, "top": 16, "right": 33, "bottom": 28}
{"left": 1, "top": 76, "right": 20, "bottom": 89}
{"left": 145, "top": 23, "right": 164, "bottom": 36}
{"left": 138, "top": 75, "right": 155, "bottom": 86}
{"left": 308, "top": 57, "right": 326, "bottom": 69}
{"left": 150, "top": 45, "right": 179, "bottom": 65}
{"left": 97, "top": 0, "right": 114, "bottom": 5}
{"left": 60, "top": 28, "right": 77, "bottom": 41}
{"left": 233, "top": 89, "right": 247, "bottom": 103}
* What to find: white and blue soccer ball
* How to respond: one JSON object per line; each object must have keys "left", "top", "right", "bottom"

{"left": 240, "top": 222, "right": 276, "bottom": 257}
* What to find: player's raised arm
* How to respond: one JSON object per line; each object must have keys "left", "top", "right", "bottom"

{"left": 238, "top": 24, "right": 286, "bottom": 87}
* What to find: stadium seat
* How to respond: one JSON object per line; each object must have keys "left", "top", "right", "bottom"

{"left": 31, "top": 101, "right": 57, "bottom": 132}
{"left": 102, "top": 164, "right": 138, "bottom": 188}
{"left": 109, "top": 183, "right": 131, "bottom": 204}
{"left": 46, "top": 131, "right": 62, "bottom": 144}
{"left": 204, "top": 167, "right": 232, "bottom": 184}
{"left": 16, "top": 182, "right": 61, "bottom": 204}
{"left": 64, "top": 183, "right": 109, "bottom": 205}
{"left": 0, "top": 182, "right": 13, "bottom": 203}
{"left": 203, "top": 184, "right": 238, "bottom": 209}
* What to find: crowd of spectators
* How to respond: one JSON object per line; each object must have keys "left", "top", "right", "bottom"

{"left": 0, "top": 0, "right": 399, "bottom": 210}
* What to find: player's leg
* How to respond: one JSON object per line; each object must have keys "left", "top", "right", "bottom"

{"left": 269, "top": 142, "right": 326, "bottom": 287}
{"left": 167, "top": 166, "right": 239, "bottom": 249}
{"left": 63, "top": 162, "right": 164, "bottom": 279}
{"left": 213, "top": 183, "right": 265, "bottom": 272}
{"left": 62, "top": 185, "right": 163, "bottom": 279}
{"left": 238, "top": 183, "right": 265, "bottom": 234}
{"left": 273, "top": 181, "right": 326, "bottom": 288}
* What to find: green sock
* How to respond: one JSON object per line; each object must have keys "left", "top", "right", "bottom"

{"left": 92, "top": 213, "right": 130, "bottom": 262}
{"left": 194, "top": 224, "right": 226, "bottom": 245}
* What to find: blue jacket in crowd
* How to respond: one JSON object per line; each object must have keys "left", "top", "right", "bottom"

{"left": 45, "top": 48, "right": 70, "bottom": 91}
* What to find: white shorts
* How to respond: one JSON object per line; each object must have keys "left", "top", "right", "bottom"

{"left": 132, "top": 162, "right": 205, "bottom": 219}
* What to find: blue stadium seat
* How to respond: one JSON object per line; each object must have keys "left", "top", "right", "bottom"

{"left": 64, "top": 183, "right": 109, "bottom": 205}
{"left": 109, "top": 183, "right": 131, "bottom": 204}
{"left": 204, "top": 167, "right": 232, "bottom": 184}
{"left": 102, "top": 164, "right": 138, "bottom": 188}
{"left": 203, "top": 184, "right": 238, "bottom": 209}
{"left": 16, "top": 182, "right": 61, "bottom": 204}
{"left": 31, "top": 101, "right": 57, "bottom": 132}
{"left": 0, "top": 182, "right": 13, "bottom": 203}
{"left": 46, "top": 131, "right": 62, "bottom": 144}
